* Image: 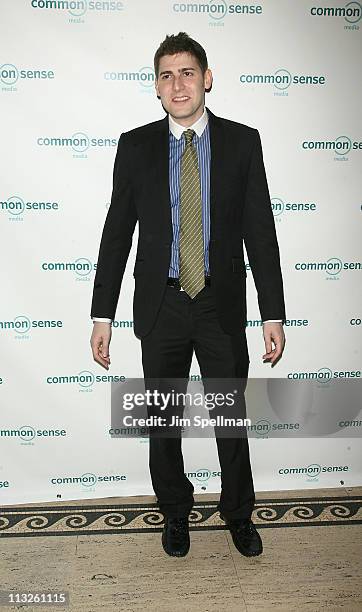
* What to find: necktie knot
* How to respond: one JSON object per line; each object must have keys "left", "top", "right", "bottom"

{"left": 183, "top": 129, "right": 195, "bottom": 146}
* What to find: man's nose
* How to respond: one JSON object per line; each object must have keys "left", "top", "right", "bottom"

{"left": 173, "top": 75, "right": 184, "bottom": 91}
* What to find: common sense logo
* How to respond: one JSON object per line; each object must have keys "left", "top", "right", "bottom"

{"left": 111, "top": 319, "right": 134, "bottom": 329}
{"left": 278, "top": 463, "right": 349, "bottom": 478}
{"left": 286, "top": 368, "right": 361, "bottom": 380}
{"left": 240, "top": 69, "right": 325, "bottom": 95}
{"left": 1, "top": 196, "right": 59, "bottom": 221}
{"left": 247, "top": 419, "right": 300, "bottom": 438}
{"left": 36, "top": 133, "right": 117, "bottom": 157}
{"left": 41, "top": 258, "right": 96, "bottom": 280}
{"left": 339, "top": 418, "right": 362, "bottom": 429}
{"left": 271, "top": 197, "right": 317, "bottom": 218}
{"left": 302, "top": 136, "right": 362, "bottom": 159}
{"left": 46, "top": 370, "right": 126, "bottom": 391}
{"left": 0, "top": 63, "right": 54, "bottom": 91}
{"left": 104, "top": 67, "right": 155, "bottom": 89}
{"left": 185, "top": 468, "right": 221, "bottom": 482}
{"left": 50, "top": 472, "right": 126, "bottom": 487}
{"left": 246, "top": 318, "right": 309, "bottom": 329}
{"left": 0, "top": 426, "right": 66, "bottom": 443}
{"left": 310, "top": 2, "right": 361, "bottom": 28}
{"left": 0, "top": 316, "right": 63, "bottom": 339}
{"left": 30, "top": 0, "right": 124, "bottom": 23}
{"left": 172, "top": 1, "right": 262, "bottom": 25}
{"left": 294, "top": 258, "right": 361, "bottom": 276}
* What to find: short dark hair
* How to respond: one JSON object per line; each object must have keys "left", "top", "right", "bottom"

{"left": 154, "top": 32, "right": 208, "bottom": 78}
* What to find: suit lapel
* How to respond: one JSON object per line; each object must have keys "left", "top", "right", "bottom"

{"left": 207, "top": 107, "right": 224, "bottom": 240}
{"left": 152, "top": 116, "right": 172, "bottom": 243}
{"left": 152, "top": 109, "right": 224, "bottom": 244}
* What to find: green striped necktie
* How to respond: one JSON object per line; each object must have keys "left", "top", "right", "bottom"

{"left": 179, "top": 128, "right": 205, "bottom": 298}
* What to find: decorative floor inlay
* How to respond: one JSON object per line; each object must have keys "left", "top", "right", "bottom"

{"left": 0, "top": 496, "right": 361, "bottom": 538}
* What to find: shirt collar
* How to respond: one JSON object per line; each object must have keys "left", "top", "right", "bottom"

{"left": 168, "top": 107, "right": 208, "bottom": 140}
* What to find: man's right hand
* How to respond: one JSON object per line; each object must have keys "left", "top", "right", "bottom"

{"left": 90, "top": 322, "right": 112, "bottom": 369}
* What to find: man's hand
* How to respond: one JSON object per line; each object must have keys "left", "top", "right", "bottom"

{"left": 91, "top": 322, "right": 112, "bottom": 370}
{"left": 262, "top": 322, "right": 285, "bottom": 367}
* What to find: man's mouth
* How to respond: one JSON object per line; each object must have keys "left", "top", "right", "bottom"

{"left": 172, "top": 96, "right": 190, "bottom": 103}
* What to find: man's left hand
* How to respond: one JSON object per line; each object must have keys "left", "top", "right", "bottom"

{"left": 262, "top": 322, "right": 285, "bottom": 367}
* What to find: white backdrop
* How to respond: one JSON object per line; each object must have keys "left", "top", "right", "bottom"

{"left": 1, "top": 0, "right": 361, "bottom": 505}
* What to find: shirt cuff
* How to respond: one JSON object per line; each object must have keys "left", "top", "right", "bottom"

{"left": 92, "top": 318, "right": 113, "bottom": 323}
{"left": 263, "top": 319, "right": 283, "bottom": 323}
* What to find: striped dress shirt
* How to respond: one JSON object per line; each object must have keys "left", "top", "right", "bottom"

{"left": 168, "top": 108, "right": 210, "bottom": 277}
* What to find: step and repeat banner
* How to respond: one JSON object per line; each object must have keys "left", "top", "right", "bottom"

{"left": 1, "top": 1, "right": 361, "bottom": 505}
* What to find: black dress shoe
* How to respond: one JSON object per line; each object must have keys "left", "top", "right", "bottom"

{"left": 162, "top": 517, "right": 190, "bottom": 557}
{"left": 220, "top": 514, "right": 263, "bottom": 557}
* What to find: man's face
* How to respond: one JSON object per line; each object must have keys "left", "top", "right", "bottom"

{"left": 155, "top": 52, "right": 212, "bottom": 126}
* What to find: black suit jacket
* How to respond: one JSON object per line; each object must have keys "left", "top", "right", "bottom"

{"left": 91, "top": 108, "right": 286, "bottom": 338}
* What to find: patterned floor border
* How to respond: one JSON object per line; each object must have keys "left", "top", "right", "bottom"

{"left": 0, "top": 495, "right": 361, "bottom": 538}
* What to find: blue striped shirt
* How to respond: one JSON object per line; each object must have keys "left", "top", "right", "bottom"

{"left": 168, "top": 121, "right": 210, "bottom": 277}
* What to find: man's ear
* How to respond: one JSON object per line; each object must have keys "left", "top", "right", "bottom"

{"left": 155, "top": 80, "right": 160, "bottom": 98}
{"left": 204, "top": 68, "right": 213, "bottom": 92}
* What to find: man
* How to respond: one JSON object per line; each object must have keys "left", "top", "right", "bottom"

{"left": 90, "top": 33, "right": 286, "bottom": 558}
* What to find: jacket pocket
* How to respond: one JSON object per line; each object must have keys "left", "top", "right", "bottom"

{"left": 133, "top": 259, "right": 145, "bottom": 277}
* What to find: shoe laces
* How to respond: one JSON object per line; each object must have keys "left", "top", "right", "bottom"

{"left": 169, "top": 517, "right": 189, "bottom": 538}
{"left": 232, "top": 519, "right": 254, "bottom": 535}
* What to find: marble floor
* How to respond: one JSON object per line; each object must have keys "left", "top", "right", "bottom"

{"left": 0, "top": 487, "right": 361, "bottom": 612}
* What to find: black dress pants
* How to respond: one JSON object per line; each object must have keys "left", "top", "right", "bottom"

{"left": 140, "top": 282, "right": 255, "bottom": 520}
